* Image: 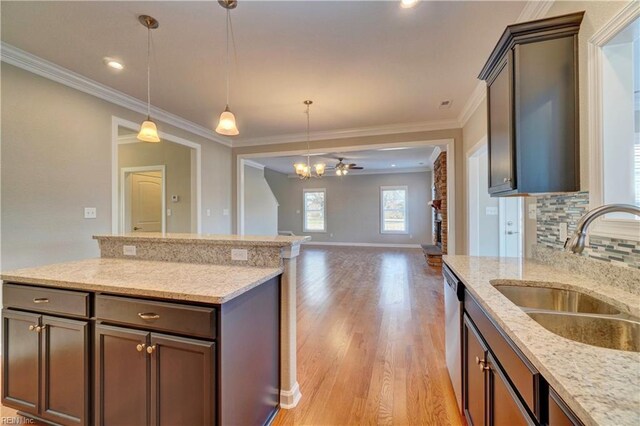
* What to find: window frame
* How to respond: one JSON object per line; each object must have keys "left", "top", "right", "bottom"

{"left": 588, "top": 3, "right": 640, "bottom": 242}
{"left": 380, "top": 185, "right": 409, "bottom": 235}
{"left": 302, "top": 188, "right": 327, "bottom": 233}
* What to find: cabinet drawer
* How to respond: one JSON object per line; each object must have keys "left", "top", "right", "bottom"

{"left": 95, "top": 295, "right": 216, "bottom": 339}
{"left": 465, "top": 289, "right": 540, "bottom": 420}
{"left": 3, "top": 283, "right": 89, "bottom": 318}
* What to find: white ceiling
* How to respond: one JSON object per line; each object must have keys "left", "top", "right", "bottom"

{"left": 252, "top": 145, "right": 438, "bottom": 175}
{"left": 1, "top": 1, "right": 525, "bottom": 144}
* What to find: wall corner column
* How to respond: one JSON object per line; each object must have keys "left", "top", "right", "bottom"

{"left": 279, "top": 242, "right": 302, "bottom": 409}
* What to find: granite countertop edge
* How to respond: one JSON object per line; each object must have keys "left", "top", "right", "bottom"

{"left": 443, "top": 255, "right": 640, "bottom": 426}
{"left": 92, "top": 233, "right": 311, "bottom": 247}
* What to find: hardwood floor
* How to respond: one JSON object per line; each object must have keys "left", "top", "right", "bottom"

{"left": 273, "top": 246, "right": 462, "bottom": 425}
{"left": 0, "top": 246, "right": 462, "bottom": 426}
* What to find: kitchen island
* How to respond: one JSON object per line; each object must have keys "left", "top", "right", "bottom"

{"left": 1, "top": 233, "right": 308, "bottom": 426}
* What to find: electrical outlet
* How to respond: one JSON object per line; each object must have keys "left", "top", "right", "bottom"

{"left": 84, "top": 207, "right": 97, "bottom": 219}
{"left": 206, "top": 209, "right": 211, "bottom": 217}
{"left": 486, "top": 207, "right": 498, "bottom": 216}
{"left": 167, "top": 208, "right": 172, "bottom": 217}
{"left": 559, "top": 223, "right": 568, "bottom": 242}
{"left": 231, "top": 249, "right": 248, "bottom": 261}
{"left": 223, "top": 209, "right": 230, "bottom": 216}
{"left": 528, "top": 203, "right": 537, "bottom": 219}
{"left": 123, "top": 245, "right": 137, "bottom": 256}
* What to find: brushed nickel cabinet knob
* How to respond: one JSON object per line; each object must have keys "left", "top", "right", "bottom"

{"left": 136, "top": 343, "right": 146, "bottom": 352}
{"left": 35, "top": 325, "right": 45, "bottom": 333}
{"left": 28, "top": 325, "right": 36, "bottom": 331}
{"left": 146, "top": 345, "right": 156, "bottom": 354}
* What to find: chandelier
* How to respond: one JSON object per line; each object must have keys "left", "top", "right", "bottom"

{"left": 293, "top": 100, "right": 325, "bottom": 179}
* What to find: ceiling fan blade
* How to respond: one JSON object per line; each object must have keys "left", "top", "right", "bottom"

{"left": 350, "top": 166, "right": 364, "bottom": 170}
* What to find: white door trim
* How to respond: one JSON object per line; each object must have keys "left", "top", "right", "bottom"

{"left": 466, "top": 137, "right": 488, "bottom": 256}
{"left": 111, "top": 116, "right": 202, "bottom": 234}
{"left": 120, "top": 165, "right": 166, "bottom": 234}
{"left": 236, "top": 138, "right": 457, "bottom": 254}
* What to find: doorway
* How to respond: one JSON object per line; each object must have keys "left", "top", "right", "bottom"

{"left": 467, "top": 140, "right": 523, "bottom": 257}
{"left": 121, "top": 166, "right": 166, "bottom": 233}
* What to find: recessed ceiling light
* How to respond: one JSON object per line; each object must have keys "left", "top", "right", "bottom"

{"left": 103, "top": 57, "right": 124, "bottom": 71}
{"left": 400, "top": 0, "right": 419, "bottom": 9}
{"left": 391, "top": 164, "right": 397, "bottom": 167}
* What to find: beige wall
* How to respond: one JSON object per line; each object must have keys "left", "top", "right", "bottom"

{"left": 233, "top": 128, "right": 466, "bottom": 253}
{"left": 265, "top": 169, "right": 432, "bottom": 245}
{"left": 118, "top": 140, "right": 193, "bottom": 233}
{"left": 244, "top": 165, "right": 278, "bottom": 236}
{"left": 1, "top": 63, "right": 232, "bottom": 270}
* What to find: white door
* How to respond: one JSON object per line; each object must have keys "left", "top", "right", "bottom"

{"left": 499, "top": 198, "right": 523, "bottom": 257}
{"left": 130, "top": 172, "right": 162, "bottom": 232}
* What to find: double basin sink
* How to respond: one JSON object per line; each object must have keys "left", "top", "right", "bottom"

{"left": 493, "top": 283, "right": 639, "bottom": 352}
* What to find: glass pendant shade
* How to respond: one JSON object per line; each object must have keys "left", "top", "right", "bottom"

{"left": 137, "top": 119, "right": 160, "bottom": 143}
{"left": 315, "top": 163, "right": 326, "bottom": 176}
{"left": 216, "top": 106, "right": 239, "bottom": 136}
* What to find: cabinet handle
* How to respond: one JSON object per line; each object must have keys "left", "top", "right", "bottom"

{"left": 136, "top": 343, "right": 146, "bottom": 352}
{"left": 146, "top": 345, "right": 156, "bottom": 354}
{"left": 28, "top": 324, "right": 36, "bottom": 331}
{"left": 35, "top": 325, "right": 46, "bottom": 333}
{"left": 33, "top": 298, "right": 49, "bottom": 304}
{"left": 503, "top": 177, "right": 512, "bottom": 183}
{"left": 476, "top": 356, "right": 490, "bottom": 371}
{"left": 138, "top": 312, "right": 160, "bottom": 321}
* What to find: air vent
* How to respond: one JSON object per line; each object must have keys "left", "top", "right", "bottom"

{"left": 439, "top": 100, "right": 452, "bottom": 109}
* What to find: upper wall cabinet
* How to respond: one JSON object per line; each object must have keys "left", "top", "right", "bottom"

{"left": 479, "top": 12, "right": 584, "bottom": 197}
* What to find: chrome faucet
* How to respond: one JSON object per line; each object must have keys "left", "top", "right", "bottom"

{"left": 564, "top": 204, "right": 640, "bottom": 254}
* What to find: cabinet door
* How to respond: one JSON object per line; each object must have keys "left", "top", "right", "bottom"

{"left": 549, "top": 388, "right": 582, "bottom": 426}
{"left": 95, "top": 324, "right": 150, "bottom": 426}
{"left": 2, "top": 310, "right": 41, "bottom": 413}
{"left": 486, "top": 352, "right": 533, "bottom": 426}
{"left": 463, "top": 315, "right": 487, "bottom": 426}
{"left": 149, "top": 333, "right": 215, "bottom": 426}
{"left": 40, "top": 316, "right": 89, "bottom": 425}
{"left": 487, "top": 53, "right": 515, "bottom": 194}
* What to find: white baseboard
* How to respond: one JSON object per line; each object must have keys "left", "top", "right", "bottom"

{"left": 303, "top": 241, "right": 422, "bottom": 249}
{"left": 280, "top": 382, "right": 302, "bottom": 409}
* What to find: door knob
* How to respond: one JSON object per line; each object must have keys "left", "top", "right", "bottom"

{"left": 136, "top": 343, "right": 146, "bottom": 352}
{"left": 134, "top": 226, "right": 143, "bottom": 231}
{"left": 507, "top": 231, "right": 519, "bottom": 235}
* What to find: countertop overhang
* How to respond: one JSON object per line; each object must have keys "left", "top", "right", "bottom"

{"left": 443, "top": 255, "right": 640, "bottom": 426}
{"left": 1, "top": 258, "right": 283, "bottom": 304}
{"left": 93, "top": 233, "right": 310, "bottom": 247}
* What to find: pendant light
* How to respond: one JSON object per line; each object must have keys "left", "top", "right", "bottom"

{"left": 137, "top": 15, "right": 160, "bottom": 143}
{"left": 293, "top": 100, "right": 325, "bottom": 179}
{"left": 216, "top": 0, "right": 239, "bottom": 136}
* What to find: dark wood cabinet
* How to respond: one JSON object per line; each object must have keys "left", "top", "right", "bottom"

{"left": 95, "top": 325, "right": 215, "bottom": 426}
{"left": 463, "top": 314, "right": 535, "bottom": 426}
{"left": 548, "top": 387, "right": 583, "bottom": 426}
{"left": 479, "top": 12, "right": 584, "bottom": 197}
{"left": 95, "top": 324, "right": 150, "bottom": 426}
{"left": 2, "top": 310, "right": 89, "bottom": 425}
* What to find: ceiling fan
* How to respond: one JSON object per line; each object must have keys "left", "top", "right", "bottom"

{"left": 327, "top": 158, "right": 364, "bottom": 176}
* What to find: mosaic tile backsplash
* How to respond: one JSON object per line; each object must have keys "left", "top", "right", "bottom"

{"left": 536, "top": 192, "right": 640, "bottom": 269}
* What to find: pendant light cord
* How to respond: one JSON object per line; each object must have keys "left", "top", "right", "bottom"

{"left": 146, "top": 25, "right": 151, "bottom": 119}
{"left": 225, "top": 9, "right": 230, "bottom": 107}
{"left": 306, "top": 103, "right": 311, "bottom": 168}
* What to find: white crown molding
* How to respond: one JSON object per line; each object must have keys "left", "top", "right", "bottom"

{"left": 517, "top": 0, "right": 555, "bottom": 23}
{"left": 589, "top": 0, "right": 639, "bottom": 46}
{"left": 285, "top": 166, "right": 430, "bottom": 178}
{"left": 243, "top": 159, "right": 265, "bottom": 170}
{"left": 235, "top": 119, "right": 460, "bottom": 147}
{"left": 1, "top": 42, "right": 232, "bottom": 147}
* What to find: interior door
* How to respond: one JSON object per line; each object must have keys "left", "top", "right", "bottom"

{"left": 149, "top": 333, "right": 215, "bottom": 426}
{"left": 40, "top": 316, "right": 89, "bottom": 425}
{"left": 499, "top": 198, "right": 522, "bottom": 258}
{"left": 95, "top": 324, "right": 150, "bottom": 426}
{"left": 130, "top": 171, "right": 162, "bottom": 232}
{"left": 2, "top": 310, "right": 41, "bottom": 413}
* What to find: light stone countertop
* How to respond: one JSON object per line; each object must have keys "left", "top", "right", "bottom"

{"left": 93, "top": 233, "right": 310, "bottom": 247}
{"left": 443, "top": 255, "right": 640, "bottom": 426}
{"left": 1, "top": 258, "right": 283, "bottom": 304}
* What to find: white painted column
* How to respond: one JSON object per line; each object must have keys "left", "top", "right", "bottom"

{"left": 279, "top": 242, "right": 302, "bottom": 408}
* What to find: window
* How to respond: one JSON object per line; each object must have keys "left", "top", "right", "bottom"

{"left": 589, "top": 9, "right": 640, "bottom": 240}
{"left": 380, "top": 186, "right": 408, "bottom": 234}
{"left": 303, "top": 189, "right": 326, "bottom": 232}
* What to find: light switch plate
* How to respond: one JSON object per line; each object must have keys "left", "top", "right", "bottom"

{"left": 528, "top": 203, "right": 537, "bottom": 219}
{"left": 231, "top": 249, "right": 248, "bottom": 261}
{"left": 167, "top": 208, "right": 172, "bottom": 217}
{"left": 222, "top": 209, "right": 230, "bottom": 216}
{"left": 123, "top": 245, "right": 137, "bottom": 256}
{"left": 206, "top": 209, "right": 211, "bottom": 217}
{"left": 84, "top": 207, "right": 97, "bottom": 219}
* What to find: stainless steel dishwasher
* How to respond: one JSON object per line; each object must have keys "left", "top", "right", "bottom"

{"left": 443, "top": 264, "right": 463, "bottom": 412}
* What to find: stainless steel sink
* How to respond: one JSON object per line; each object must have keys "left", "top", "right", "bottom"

{"left": 527, "top": 312, "right": 640, "bottom": 352}
{"left": 495, "top": 285, "right": 621, "bottom": 315}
